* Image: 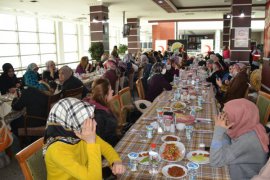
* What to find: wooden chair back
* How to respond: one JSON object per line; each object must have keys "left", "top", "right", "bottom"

{"left": 16, "top": 138, "right": 46, "bottom": 180}
{"left": 256, "top": 91, "right": 270, "bottom": 125}
{"left": 47, "top": 92, "right": 61, "bottom": 111}
{"left": 118, "top": 87, "right": 133, "bottom": 107}
{"left": 63, "top": 86, "right": 83, "bottom": 99}
{"left": 108, "top": 95, "right": 128, "bottom": 135}
{"left": 136, "top": 78, "right": 145, "bottom": 99}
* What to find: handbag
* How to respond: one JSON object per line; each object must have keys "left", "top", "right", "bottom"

{"left": 0, "top": 121, "right": 13, "bottom": 152}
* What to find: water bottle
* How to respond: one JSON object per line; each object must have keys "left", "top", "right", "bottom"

{"left": 173, "top": 74, "right": 177, "bottom": 86}
{"left": 174, "top": 88, "right": 180, "bottom": 101}
{"left": 146, "top": 125, "right": 154, "bottom": 139}
{"left": 187, "top": 162, "right": 199, "bottom": 180}
{"left": 149, "top": 143, "right": 159, "bottom": 174}
{"left": 190, "top": 106, "right": 196, "bottom": 118}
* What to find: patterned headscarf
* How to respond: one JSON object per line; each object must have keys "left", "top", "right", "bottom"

{"left": 43, "top": 98, "right": 95, "bottom": 155}
{"left": 26, "top": 63, "right": 38, "bottom": 71}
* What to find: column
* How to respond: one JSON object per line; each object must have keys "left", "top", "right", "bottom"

{"left": 223, "top": 14, "right": 231, "bottom": 48}
{"left": 89, "top": 5, "right": 109, "bottom": 52}
{"left": 215, "top": 30, "right": 221, "bottom": 53}
{"left": 230, "top": 0, "right": 252, "bottom": 62}
{"left": 127, "top": 18, "right": 140, "bottom": 54}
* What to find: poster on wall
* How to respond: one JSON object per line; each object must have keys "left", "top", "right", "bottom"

{"left": 264, "top": 0, "right": 270, "bottom": 58}
{"left": 155, "top": 40, "right": 167, "bottom": 53}
{"left": 167, "top": 40, "right": 187, "bottom": 53}
{"left": 201, "top": 39, "right": 214, "bottom": 54}
{"left": 234, "top": 28, "right": 249, "bottom": 47}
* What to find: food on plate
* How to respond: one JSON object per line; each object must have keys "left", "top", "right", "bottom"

{"left": 164, "top": 136, "right": 178, "bottom": 141}
{"left": 139, "top": 152, "right": 149, "bottom": 157}
{"left": 173, "top": 102, "right": 185, "bottom": 109}
{"left": 140, "top": 156, "right": 149, "bottom": 163}
{"left": 168, "top": 166, "right": 185, "bottom": 177}
{"left": 161, "top": 143, "right": 181, "bottom": 161}
{"left": 190, "top": 153, "right": 209, "bottom": 163}
{"left": 175, "top": 114, "right": 191, "bottom": 121}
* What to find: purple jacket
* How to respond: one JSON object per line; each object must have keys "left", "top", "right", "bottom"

{"left": 146, "top": 74, "right": 172, "bottom": 102}
{"left": 75, "top": 65, "right": 86, "bottom": 75}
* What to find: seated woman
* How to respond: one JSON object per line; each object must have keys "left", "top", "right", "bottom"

{"left": 164, "top": 59, "right": 180, "bottom": 83}
{"left": 146, "top": 62, "right": 172, "bottom": 102}
{"left": 210, "top": 98, "right": 269, "bottom": 180}
{"left": 75, "top": 56, "right": 91, "bottom": 75}
{"left": 42, "top": 60, "right": 59, "bottom": 83}
{"left": 83, "top": 78, "right": 119, "bottom": 146}
{"left": 103, "top": 60, "right": 118, "bottom": 93}
{"left": 44, "top": 98, "right": 125, "bottom": 179}
{"left": 206, "top": 62, "right": 224, "bottom": 90}
{"left": 23, "top": 63, "right": 49, "bottom": 91}
{"left": 58, "top": 66, "right": 88, "bottom": 98}
{"left": 0, "top": 63, "right": 20, "bottom": 94}
{"left": 11, "top": 84, "right": 56, "bottom": 137}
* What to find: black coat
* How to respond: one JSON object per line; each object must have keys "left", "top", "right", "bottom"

{"left": 94, "top": 109, "right": 119, "bottom": 146}
{"left": 12, "top": 87, "right": 48, "bottom": 127}
{"left": 61, "top": 76, "right": 89, "bottom": 98}
{"left": 42, "top": 70, "right": 59, "bottom": 82}
{"left": 0, "top": 73, "right": 19, "bottom": 94}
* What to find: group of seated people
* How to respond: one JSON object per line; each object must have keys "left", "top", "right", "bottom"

{"left": 0, "top": 46, "right": 270, "bottom": 180}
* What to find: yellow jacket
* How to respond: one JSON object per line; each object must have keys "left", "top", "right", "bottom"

{"left": 45, "top": 136, "right": 121, "bottom": 180}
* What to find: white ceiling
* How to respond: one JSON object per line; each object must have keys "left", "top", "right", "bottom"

{"left": 0, "top": 0, "right": 266, "bottom": 32}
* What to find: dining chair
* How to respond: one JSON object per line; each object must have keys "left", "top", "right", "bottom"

{"left": 16, "top": 137, "right": 46, "bottom": 180}
{"left": 118, "top": 87, "right": 133, "bottom": 108}
{"left": 135, "top": 78, "right": 145, "bottom": 100}
{"left": 18, "top": 92, "right": 61, "bottom": 138}
{"left": 63, "top": 86, "right": 83, "bottom": 99}
{"left": 256, "top": 91, "right": 270, "bottom": 125}
{"left": 108, "top": 95, "right": 128, "bottom": 135}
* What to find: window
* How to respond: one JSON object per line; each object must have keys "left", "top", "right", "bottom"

{"left": 82, "top": 24, "right": 90, "bottom": 56}
{"left": 0, "top": 14, "right": 57, "bottom": 75}
{"left": 63, "top": 22, "right": 78, "bottom": 63}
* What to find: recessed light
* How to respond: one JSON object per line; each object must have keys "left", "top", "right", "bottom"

{"left": 158, "top": 0, "right": 163, "bottom": 4}
{"left": 30, "top": 0, "right": 38, "bottom": 2}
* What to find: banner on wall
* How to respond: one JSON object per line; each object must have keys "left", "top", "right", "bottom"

{"left": 201, "top": 39, "right": 214, "bottom": 54}
{"left": 234, "top": 28, "right": 249, "bottom": 48}
{"left": 155, "top": 40, "right": 167, "bottom": 53}
{"left": 167, "top": 40, "right": 187, "bottom": 53}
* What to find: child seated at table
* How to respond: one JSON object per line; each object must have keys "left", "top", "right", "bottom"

{"left": 210, "top": 98, "right": 269, "bottom": 180}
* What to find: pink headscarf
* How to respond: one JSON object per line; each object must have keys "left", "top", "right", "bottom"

{"left": 103, "top": 59, "right": 117, "bottom": 70}
{"left": 224, "top": 98, "right": 269, "bottom": 152}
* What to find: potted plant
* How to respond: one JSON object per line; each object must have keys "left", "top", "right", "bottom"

{"left": 88, "top": 42, "right": 104, "bottom": 61}
{"left": 118, "top": 44, "right": 128, "bottom": 57}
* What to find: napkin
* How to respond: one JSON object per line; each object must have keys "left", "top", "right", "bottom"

{"left": 0, "top": 102, "right": 12, "bottom": 118}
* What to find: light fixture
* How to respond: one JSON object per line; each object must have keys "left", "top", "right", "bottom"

{"left": 92, "top": 16, "right": 109, "bottom": 23}
{"left": 226, "top": 14, "right": 231, "bottom": 19}
{"left": 239, "top": 10, "right": 245, "bottom": 18}
{"left": 251, "top": 12, "right": 255, "bottom": 18}
{"left": 92, "top": 16, "right": 99, "bottom": 23}
{"left": 158, "top": 0, "right": 163, "bottom": 3}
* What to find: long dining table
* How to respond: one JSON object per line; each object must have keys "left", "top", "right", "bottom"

{"left": 112, "top": 82, "right": 231, "bottom": 180}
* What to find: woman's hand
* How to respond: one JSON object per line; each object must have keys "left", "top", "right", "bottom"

{"left": 75, "top": 118, "right": 97, "bottom": 144}
{"left": 111, "top": 161, "right": 125, "bottom": 175}
{"left": 215, "top": 112, "right": 233, "bottom": 129}
{"left": 216, "top": 78, "right": 222, "bottom": 87}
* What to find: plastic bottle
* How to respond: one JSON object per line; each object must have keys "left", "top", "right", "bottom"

{"left": 187, "top": 162, "right": 199, "bottom": 180}
{"left": 173, "top": 74, "right": 177, "bottom": 86}
{"left": 149, "top": 143, "right": 159, "bottom": 174}
{"left": 174, "top": 88, "right": 180, "bottom": 101}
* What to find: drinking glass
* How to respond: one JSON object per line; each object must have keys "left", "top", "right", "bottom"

{"left": 149, "top": 151, "right": 159, "bottom": 174}
{"left": 156, "top": 107, "right": 163, "bottom": 119}
{"left": 164, "top": 118, "right": 171, "bottom": 132}
{"left": 185, "top": 125, "right": 194, "bottom": 141}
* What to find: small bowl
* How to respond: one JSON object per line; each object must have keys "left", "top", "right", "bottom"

{"left": 176, "top": 123, "right": 186, "bottom": 131}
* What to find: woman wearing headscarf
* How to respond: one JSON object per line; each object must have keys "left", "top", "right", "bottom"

{"left": 58, "top": 66, "right": 88, "bottom": 98}
{"left": 210, "top": 99, "right": 269, "bottom": 180}
{"left": 206, "top": 62, "right": 224, "bottom": 90}
{"left": 103, "top": 60, "right": 119, "bottom": 93}
{"left": 44, "top": 98, "right": 125, "bottom": 179}
{"left": 75, "top": 56, "right": 91, "bottom": 75}
{"left": 83, "top": 78, "right": 119, "bottom": 146}
{"left": 23, "top": 63, "right": 48, "bottom": 91}
{"left": 0, "top": 63, "right": 20, "bottom": 94}
{"left": 42, "top": 60, "right": 59, "bottom": 83}
{"left": 146, "top": 62, "right": 172, "bottom": 102}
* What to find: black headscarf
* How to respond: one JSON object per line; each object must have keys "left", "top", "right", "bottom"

{"left": 0, "top": 63, "right": 18, "bottom": 94}
{"left": 2, "top": 63, "right": 13, "bottom": 74}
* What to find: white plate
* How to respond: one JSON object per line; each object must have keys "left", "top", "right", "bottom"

{"left": 171, "top": 102, "right": 186, "bottom": 110}
{"left": 188, "top": 106, "right": 203, "bottom": 112}
{"left": 138, "top": 151, "right": 160, "bottom": 165}
{"left": 186, "top": 150, "right": 210, "bottom": 164}
{"left": 159, "top": 141, "right": 186, "bottom": 162}
{"left": 162, "top": 164, "right": 187, "bottom": 179}
{"left": 161, "top": 135, "right": 180, "bottom": 142}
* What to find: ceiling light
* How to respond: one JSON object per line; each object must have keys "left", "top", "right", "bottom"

{"left": 226, "top": 14, "right": 231, "bottom": 18}
{"left": 92, "top": 17, "right": 99, "bottom": 23}
{"left": 30, "top": 0, "right": 38, "bottom": 2}
{"left": 239, "top": 10, "right": 245, "bottom": 18}
{"left": 158, "top": 0, "right": 163, "bottom": 3}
